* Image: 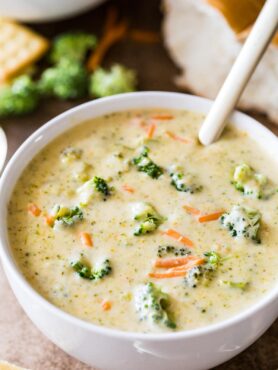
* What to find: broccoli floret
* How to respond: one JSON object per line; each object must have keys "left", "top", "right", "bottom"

{"left": 157, "top": 245, "right": 191, "bottom": 258}
{"left": 77, "top": 176, "right": 112, "bottom": 205}
{"left": 93, "top": 259, "right": 112, "bottom": 280}
{"left": 71, "top": 259, "right": 112, "bottom": 281}
{"left": 132, "top": 146, "right": 163, "bottom": 179}
{"left": 132, "top": 202, "right": 164, "bottom": 236}
{"left": 184, "top": 251, "right": 221, "bottom": 288}
{"left": 185, "top": 266, "right": 203, "bottom": 288}
{"left": 169, "top": 165, "right": 202, "bottom": 193}
{"left": 93, "top": 176, "right": 111, "bottom": 197}
{"left": 0, "top": 75, "right": 39, "bottom": 117}
{"left": 232, "top": 163, "right": 274, "bottom": 199}
{"left": 49, "top": 32, "right": 97, "bottom": 64}
{"left": 203, "top": 251, "right": 221, "bottom": 271}
{"left": 220, "top": 205, "right": 261, "bottom": 243}
{"left": 51, "top": 205, "right": 83, "bottom": 226}
{"left": 222, "top": 281, "right": 249, "bottom": 290}
{"left": 39, "top": 60, "right": 88, "bottom": 100}
{"left": 134, "top": 282, "right": 176, "bottom": 329}
{"left": 60, "top": 147, "right": 83, "bottom": 163}
{"left": 89, "top": 64, "right": 137, "bottom": 98}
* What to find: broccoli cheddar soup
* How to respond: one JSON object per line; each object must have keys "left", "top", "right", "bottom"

{"left": 8, "top": 109, "right": 278, "bottom": 333}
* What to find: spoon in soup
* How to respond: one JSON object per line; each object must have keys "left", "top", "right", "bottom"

{"left": 199, "top": 0, "right": 278, "bottom": 146}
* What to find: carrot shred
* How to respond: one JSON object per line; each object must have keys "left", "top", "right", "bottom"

{"left": 80, "top": 232, "right": 93, "bottom": 247}
{"left": 166, "top": 131, "right": 191, "bottom": 144}
{"left": 129, "top": 30, "right": 160, "bottom": 43}
{"left": 183, "top": 205, "right": 201, "bottom": 216}
{"left": 198, "top": 211, "right": 224, "bottom": 223}
{"left": 151, "top": 114, "right": 174, "bottom": 120}
{"left": 149, "top": 271, "right": 187, "bottom": 279}
{"left": 146, "top": 123, "right": 157, "bottom": 139}
{"left": 122, "top": 184, "right": 135, "bottom": 193}
{"left": 168, "top": 258, "right": 204, "bottom": 272}
{"left": 87, "top": 20, "right": 128, "bottom": 71}
{"left": 161, "top": 229, "right": 194, "bottom": 247}
{"left": 104, "top": 6, "right": 118, "bottom": 32}
{"left": 101, "top": 300, "right": 112, "bottom": 311}
{"left": 154, "top": 255, "right": 199, "bottom": 268}
{"left": 45, "top": 215, "right": 54, "bottom": 227}
{"left": 27, "top": 203, "right": 41, "bottom": 217}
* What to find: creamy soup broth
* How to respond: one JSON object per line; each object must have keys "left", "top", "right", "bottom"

{"left": 8, "top": 109, "right": 278, "bottom": 332}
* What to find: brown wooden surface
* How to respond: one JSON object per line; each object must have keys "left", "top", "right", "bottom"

{"left": 0, "top": 1, "right": 277, "bottom": 369}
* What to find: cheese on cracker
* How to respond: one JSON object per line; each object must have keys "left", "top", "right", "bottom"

{"left": 0, "top": 19, "right": 49, "bottom": 82}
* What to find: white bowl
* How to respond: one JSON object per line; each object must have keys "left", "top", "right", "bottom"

{"left": 0, "top": 0, "right": 105, "bottom": 22}
{"left": 0, "top": 92, "right": 277, "bottom": 370}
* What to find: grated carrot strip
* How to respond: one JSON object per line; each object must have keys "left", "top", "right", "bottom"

{"left": 80, "top": 232, "right": 93, "bottom": 247}
{"left": 146, "top": 123, "right": 156, "bottom": 139}
{"left": 183, "top": 205, "right": 201, "bottom": 216}
{"left": 161, "top": 229, "right": 194, "bottom": 247}
{"left": 198, "top": 211, "right": 224, "bottom": 223}
{"left": 129, "top": 29, "right": 160, "bottom": 43}
{"left": 166, "top": 131, "right": 191, "bottom": 144}
{"left": 27, "top": 203, "right": 41, "bottom": 217}
{"left": 122, "top": 184, "right": 135, "bottom": 193}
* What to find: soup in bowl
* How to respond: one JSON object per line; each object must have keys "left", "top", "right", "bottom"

{"left": 0, "top": 92, "right": 277, "bottom": 370}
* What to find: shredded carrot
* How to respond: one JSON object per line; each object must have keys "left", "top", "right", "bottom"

{"left": 101, "top": 300, "right": 112, "bottom": 311}
{"left": 87, "top": 20, "right": 128, "bottom": 71}
{"left": 166, "top": 131, "right": 191, "bottom": 144}
{"left": 183, "top": 205, "right": 201, "bottom": 216}
{"left": 45, "top": 215, "right": 54, "bottom": 227}
{"left": 146, "top": 123, "right": 156, "bottom": 139}
{"left": 154, "top": 255, "right": 199, "bottom": 268}
{"left": 104, "top": 6, "right": 118, "bottom": 32}
{"left": 80, "top": 232, "right": 93, "bottom": 247}
{"left": 161, "top": 229, "right": 194, "bottom": 247}
{"left": 129, "top": 30, "right": 160, "bottom": 43}
{"left": 151, "top": 114, "right": 174, "bottom": 120}
{"left": 198, "top": 211, "right": 224, "bottom": 223}
{"left": 27, "top": 203, "right": 41, "bottom": 217}
{"left": 122, "top": 184, "right": 135, "bottom": 193}
{"left": 149, "top": 271, "right": 187, "bottom": 279}
{"left": 168, "top": 258, "right": 204, "bottom": 271}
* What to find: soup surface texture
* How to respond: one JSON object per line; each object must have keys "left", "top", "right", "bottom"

{"left": 8, "top": 109, "right": 278, "bottom": 333}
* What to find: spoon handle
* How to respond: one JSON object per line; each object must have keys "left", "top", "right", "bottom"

{"left": 199, "top": 0, "right": 278, "bottom": 146}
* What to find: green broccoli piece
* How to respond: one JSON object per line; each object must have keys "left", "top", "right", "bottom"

{"left": 134, "top": 282, "right": 176, "bottom": 329}
{"left": 220, "top": 205, "right": 261, "bottom": 243}
{"left": 232, "top": 163, "right": 274, "bottom": 199}
{"left": 49, "top": 32, "right": 97, "bottom": 64}
{"left": 77, "top": 176, "right": 112, "bottom": 205}
{"left": 71, "top": 259, "right": 112, "bottom": 281}
{"left": 0, "top": 75, "right": 39, "bottom": 117}
{"left": 222, "top": 281, "right": 249, "bottom": 290}
{"left": 93, "top": 259, "right": 112, "bottom": 280}
{"left": 93, "top": 176, "right": 111, "bottom": 197}
{"left": 169, "top": 165, "right": 202, "bottom": 193}
{"left": 132, "top": 202, "right": 164, "bottom": 236}
{"left": 157, "top": 245, "right": 191, "bottom": 258}
{"left": 185, "top": 251, "right": 221, "bottom": 288}
{"left": 60, "top": 147, "right": 83, "bottom": 163}
{"left": 89, "top": 64, "right": 137, "bottom": 98}
{"left": 39, "top": 60, "right": 88, "bottom": 100}
{"left": 51, "top": 205, "right": 83, "bottom": 226}
{"left": 132, "top": 146, "right": 163, "bottom": 179}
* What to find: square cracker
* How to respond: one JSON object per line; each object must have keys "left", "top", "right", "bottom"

{"left": 0, "top": 19, "right": 49, "bottom": 82}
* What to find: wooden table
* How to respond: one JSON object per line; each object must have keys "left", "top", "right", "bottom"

{"left": 0, "top": 0, "right": 277, "bottom": 369}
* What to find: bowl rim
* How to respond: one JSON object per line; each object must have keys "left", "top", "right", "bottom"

{"left": 0, "top": 91, "right": 277, "bottom": 341}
